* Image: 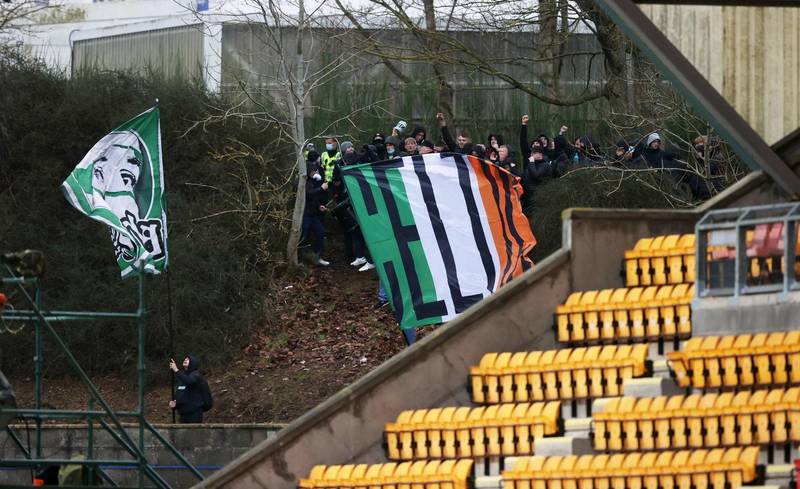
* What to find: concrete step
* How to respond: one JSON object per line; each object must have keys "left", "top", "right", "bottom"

{"left": 475, "top": 475, "right": 503, "bottom": 489}
{"left": 623, "top": 376, "right": 683, "bottom": 397}
{"left": 534, "top": 435, "right": 593, "bottom": 456}
{"left": 563, "top": 417, "right": 592, "bottom": 438}
{"left": 764, "top": 463, "right": 793, "bottom": 489}
{"left": 652, "top": 358, "right": 672, "bottom": 378}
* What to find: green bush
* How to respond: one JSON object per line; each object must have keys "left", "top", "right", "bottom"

{"left": 525, "top": 166, "right": 695, "bottom": 262}
{"left": 0, "top": 50, "right": 290, "bottom": 376}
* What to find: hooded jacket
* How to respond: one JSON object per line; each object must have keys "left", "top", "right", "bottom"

{"left": 175, "top": 355, "right": 205, "bottom": 415}
{"left": 412, "top": 126, "right": 427, "bottom": 142}
{"left": 385, "top": 136, "right": 401, "bottom": 158}
{"left": 637, "top": 132, "right": 678, "bottom": 170}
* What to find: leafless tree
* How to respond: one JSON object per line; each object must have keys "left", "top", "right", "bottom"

{"left": 0, "top": 1, "right": 52, "bottom": 43}
{"left": 331, "top": 0, "right": 632, "bottom": 114}
{"left": 603, "top": 64, "right": 748, "bottom": 199}
{"left": 188, "top": 0, "right": 388, "bottom": 266}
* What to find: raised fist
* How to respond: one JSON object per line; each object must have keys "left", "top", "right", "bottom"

{"left": 521, "top": 115, "right": 529, "bottom": 125}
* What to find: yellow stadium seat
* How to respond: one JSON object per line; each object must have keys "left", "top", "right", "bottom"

{"left": 504, "top": 352, "right": 528, "bottom": 403}
{"left": 557, "top": 292, "right": 583, "bottom": 343}
{"left": 471, "top": 345, "right": 649, "bottom": 405}
{"left": 577, "top": 347, "right": 600, "bottom": 399}
{"left": 540, "top": 350, "right": 559, "bottom": 400}
{"left": 560, "top": 348, "right": 584, "bottom": 399}
{"left": 651, "top": 235, "right": 679, "bottom": 285}
{"left": 593, "top": 397, "right": 616, "bottom": 451}
{"left": 524, "top": 351, "right": 544, "bottom": 402}
{"left": 782, "top": 388, "right": 800, "bottom": 442}
{"left": 471, "top": 353, "right": 497, "bottom": 404}
{"left": 424, "top": 408, "right": 444, "bottom": 459}
{"left": 625, "top": 237, "right": 654, "bottom": 287}
{"left": 501, "top": 447, "right": 758, "bottom": 489}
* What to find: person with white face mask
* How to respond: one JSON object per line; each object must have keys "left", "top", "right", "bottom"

{"left": 321, "top": 137, "right": 340, "bottom": 182}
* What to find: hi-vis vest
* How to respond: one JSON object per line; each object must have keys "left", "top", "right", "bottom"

{"left": 321, "top": 151, "right": 340, "bottom": 182}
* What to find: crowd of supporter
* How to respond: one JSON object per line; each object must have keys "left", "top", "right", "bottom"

{"left": 301, "top": 112, "right": 721, "bottom": 271}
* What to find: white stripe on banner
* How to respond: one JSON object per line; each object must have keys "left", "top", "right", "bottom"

{"left": 398, "top": 153, "right": 497, "bottom": 319}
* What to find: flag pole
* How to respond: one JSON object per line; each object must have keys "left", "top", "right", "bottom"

{"left": 154, "top": 97, "right": 177, "bottom": 424}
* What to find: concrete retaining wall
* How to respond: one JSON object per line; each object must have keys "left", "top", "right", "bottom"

{"left": 0, "top": 423, "right": 282, "bottom": 487}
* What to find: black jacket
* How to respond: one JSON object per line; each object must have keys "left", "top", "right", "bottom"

{"left": 440, "top": 125, "right": 468, "bottom": 154}
{"left": 524, "top": 157, "right": 552, "bottom": 185}
{"left": 175, "top": 355, "right": 205, "bottom": 415}
{"left": 304, "top": 178, "right": 327, "bottom": 218}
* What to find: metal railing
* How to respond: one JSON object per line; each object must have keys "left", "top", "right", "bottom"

{"left": 0, "top": 261, "right": 203, "bottom": 488}
{"left": 696, "top": 202, "right": 800, "bottom": 297}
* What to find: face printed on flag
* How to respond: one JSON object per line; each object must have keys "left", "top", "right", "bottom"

{"left": 342, "top": 153, "right": 536, "bottom": 329}
{"left": 62, "top": 107, "right": 168, "bottom": 277}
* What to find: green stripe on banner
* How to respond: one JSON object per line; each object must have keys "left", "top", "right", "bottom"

{"left": 344, "top": 165, "right": 443, "bottom": 330}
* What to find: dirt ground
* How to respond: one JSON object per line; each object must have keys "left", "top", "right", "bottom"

{"left": 8, "top": 252, "right": 435, "bottom": 424}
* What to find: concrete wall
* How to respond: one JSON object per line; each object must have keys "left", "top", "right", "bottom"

{"left": 640, "top": 5, "right": 800, "bottom": 145}
{"left": 693, "top": 291, "right": 800, "bottom": 337}
{"left": 0, "top": 423, "right": 281, "bottom": 487}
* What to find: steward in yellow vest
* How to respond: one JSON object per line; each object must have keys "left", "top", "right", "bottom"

{"left": 321, "top": 137, "right": 341, "bottom": 182}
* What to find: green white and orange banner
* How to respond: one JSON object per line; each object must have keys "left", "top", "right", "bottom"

{"left": 343, "top": 153, "right": 536, "bottom": 329}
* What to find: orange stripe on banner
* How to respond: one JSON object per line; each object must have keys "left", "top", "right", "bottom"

{"left": 508, "top": 176, "right": 537, "bottom": 279}
{"left": 468, "top": 156, "right": 537, "bottom": 285}
{"left": 492, "top": 165, "right": 521, "bottom": 284}
{"left": 492, "top": 164, "right": 518, "bottom": 286}
{"left": 468, "top": 156, "right": 509, "bottom": 288}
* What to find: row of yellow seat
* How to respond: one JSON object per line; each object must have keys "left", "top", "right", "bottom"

{"left": 503, "top": 447, "right": 759, "bottom": 489}
{"left": 624, "top": 234, "right": 695, "bottom": 287}
{"left": 555, "top": 284, "right": 693, "bottom": 345}
{"left": 385, "top": 402, "right": 561, "bottom": 460}
{"left": 470, "top": 345, "right": 649, "bottom": 404}
{"left": 593, "top": 388, "right": 800, "bottom": 452}
{"left": 668, "top": 331, "right": 800, "bottom": 389}
{"left": 298, "top": 459, "right": 473, "bottom": 489}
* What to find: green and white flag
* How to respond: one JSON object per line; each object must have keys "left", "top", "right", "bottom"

{"left": 61, "top": 107, "right": 168, "bottom": 278}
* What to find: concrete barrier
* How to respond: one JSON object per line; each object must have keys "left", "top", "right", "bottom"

{"left": 0, "top": 423, "right": 283, "bottom": 487}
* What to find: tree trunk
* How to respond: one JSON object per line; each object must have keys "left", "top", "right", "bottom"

{"left": 422, "top": 0, "right": 454, "bottom": 120}
{"left": 285, "top": 0, "right": 307, "bottom": 266}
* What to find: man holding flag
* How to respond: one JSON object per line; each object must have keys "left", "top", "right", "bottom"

{"left": 61, "top": 106, "right": 168, "bottom": 277}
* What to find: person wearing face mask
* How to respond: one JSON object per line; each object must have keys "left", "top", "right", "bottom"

{"left": 385, "top": 136, "right": 400, "bottom": 158}
{"left": 372, "top": 133, "right": 388, "bottom": 160}
{"left": 301, "top": 151, "right": 330, "bottom": 266}
{"left": 321, "top": 137, "right": 341, "bottom": 182}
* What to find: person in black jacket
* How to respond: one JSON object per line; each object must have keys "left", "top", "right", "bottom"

{"left": 301, "top": 153, "right": 330, "bottom": 266}
{"left": 169, "top": 355, "right": 207, "bottom": 424}
{"left": 436, "top": 112, "right": 470, "bottom": 153}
